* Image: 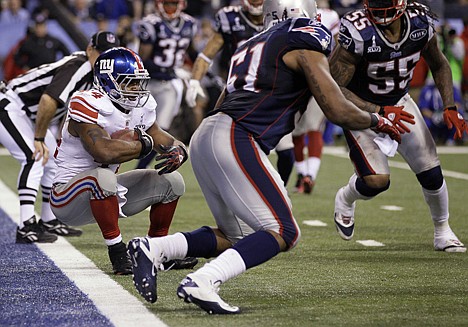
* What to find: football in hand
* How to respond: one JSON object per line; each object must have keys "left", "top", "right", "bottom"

{"left": 110, "top": 129, "right": 138, "bottom": 141}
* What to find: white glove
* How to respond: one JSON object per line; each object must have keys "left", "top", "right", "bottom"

{"left": 185, "top": 79, "right": 205, "bottom": 108}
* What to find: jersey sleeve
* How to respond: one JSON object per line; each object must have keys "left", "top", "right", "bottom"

{"left": 288, "top": 18, "right": 332, "bottom": 56}
{"left": 137, "top": 15, "right": 158, "bottom": 44}
{"left": 214, "top": 7, "right": 231, "bottom": 35}
{"left": 68, "top": 91, "right": 100, "bottom": 124}
{"left": 337, "top": 15, "right": 366, "bottom": 56}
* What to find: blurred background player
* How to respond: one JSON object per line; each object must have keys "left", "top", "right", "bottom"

{"left": 128, "top": 0, "right": 403, "bottom": 313}
{"left": 330, "top": 0, "right": 467, "bottom": 252}
{"left": 186, "top": 0, "right": 295, "bottom": 186}
{"left": 292, "top": 0, "right": 340, "bottom": 194}
{"left": 50, "top": 47, "right": 189, "bottom": 275}
{"left": 0, "top": 31, "right": 119, "bottom": 244}
{"left": 135, "top": 0, "right": 197, "bottom": 169}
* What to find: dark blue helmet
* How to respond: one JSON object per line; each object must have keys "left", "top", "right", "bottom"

{"left": 94, "top": 47, "right": 150, "bottom": 109}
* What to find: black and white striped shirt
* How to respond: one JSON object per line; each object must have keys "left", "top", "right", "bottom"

{"left": 7, "top": 51, "right": 94, "bottom": 124}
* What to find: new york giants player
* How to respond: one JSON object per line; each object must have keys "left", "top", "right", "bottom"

{"left": 330, "top": 0, "right": 467, "bottom": 252}
{"left": 128, "top": 0, "right": 403, "bottom": 314}
{"left": 50, "top": 48, "right": 189, "bottom": 275}
{"left": 135, "top": 0, "right": 197, "bottom": 169}
{"left": 186, "top": 0, "right": 295, "bottom": 186}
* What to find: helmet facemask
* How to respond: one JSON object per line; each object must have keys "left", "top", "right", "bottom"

{"left": 157, "top": 0, "right": 186, "bottom": 20}
{"left": 243, "top": 0, "right": 264, "bottom": 17}
{"left": 364, "top": 0, "right": 407, "bottom": 25}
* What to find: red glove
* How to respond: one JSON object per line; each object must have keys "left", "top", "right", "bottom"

{"left": 379, "top": 106, "right": 415, "bottom": 134}
{"left": 154, "top": 144, "right": 188, "bottom": 175}
{"left": 443, "top": 106, "right": 468, "bottom": 140}
{"left": 370, "top": 113, "right": 401, "bottom": 144}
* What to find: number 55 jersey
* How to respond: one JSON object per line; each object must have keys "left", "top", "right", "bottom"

{"left": 338, "top": 6, "right": 435, "bottom": 106}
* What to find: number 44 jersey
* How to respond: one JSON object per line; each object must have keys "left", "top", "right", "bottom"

{"left": 338, "top": 7, "right": 435, "bottom": 106}
{"left": 212, "top": 17, "right": 332, "bottom": 153}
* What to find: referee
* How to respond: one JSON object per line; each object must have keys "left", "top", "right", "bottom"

{"left": 0, "top": 31, "right": 119, "bottom": 243}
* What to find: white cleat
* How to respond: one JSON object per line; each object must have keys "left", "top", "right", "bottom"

{"left": 177, "top": 273, "right": 240, "bottom": 314}
{"left": 334, "top": 187, "right": 356, "bottom": 241}
{"left": 434, "top": 234, "right": 466, "bottom": 253}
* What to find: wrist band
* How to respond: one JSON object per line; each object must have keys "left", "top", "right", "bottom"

{"left": 378, "top": 106, "right": 385, "bottom": 115}
{"left": 370, "top": 113, "right": 379, "bottom": 128}
{"left": 34, "top": 137, "right": 45, "bottom": 142}
{"left": 197, "top": 52, "right": 213, "bottom": 65}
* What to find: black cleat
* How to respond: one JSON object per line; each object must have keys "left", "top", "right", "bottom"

{"left": 39, "top": 219, "right": 83, "bottom": 237}
{"left": 162, "top": 257, "right": 198, "bottom": 271}
{"left": 16, "top": 216, "right": 58, "bottom": 244}
{"left": 108, "top": 242, "right": 133, "bottom": 275}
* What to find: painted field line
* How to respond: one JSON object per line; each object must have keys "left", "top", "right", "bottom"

{"left": 0, "top": 180, "right": 167, "bottom": 327}
{"left": 356, "top": 240, "right": 385, "bottom": 247}
{"left": 303, "top": 220, "right": 328, "bottom": 227}
{"left": 380, "top": 205, "right": 403, "bottom": 211}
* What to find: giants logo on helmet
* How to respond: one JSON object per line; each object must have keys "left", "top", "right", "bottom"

{"left": 99, "top": 59, "right": 115, "bottom": 73}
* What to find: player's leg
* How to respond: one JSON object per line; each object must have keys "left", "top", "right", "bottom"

{"left": 275, "top": 133, "right": 295, "bottom": 186}
{"left": 292, "top": 111, "right": 307, "bottom": 192}
{"left": 398, "top": 97, "right": 466, "bottom": 252}
{"left": 51, "top": 167, "right": 132, "bottom": 274}
{"left": 0, "top": 106, "right": 57, "bottom": 243}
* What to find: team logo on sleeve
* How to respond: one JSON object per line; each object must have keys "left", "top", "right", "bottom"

{"left": 292, "top": 26, "right": 331, "bottom": 51}
{"left": 339, "top": 33, "right": 353, "bottom": 49}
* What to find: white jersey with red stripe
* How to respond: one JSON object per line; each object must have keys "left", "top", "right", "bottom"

{"left": 53, "top": 88, "right": 157, "bottom": 183}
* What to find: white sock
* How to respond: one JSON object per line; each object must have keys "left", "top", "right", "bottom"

{"left": 40, "top": 202, "right": 55, "bottom": 223}
{"left": 306, "top": 157, "right": 321, "bottom": 180}
{"left": 105, "top": 235, "right": 122, "bottom": 246}
{"left": 342, "top": 174, "right": 372, "bottom": 204}
{"left": 422, "top": 180, "right": 451, "bottom": 238}
{"left": 295, "top": 160, "right": 307, "bottom": 176}
{"left": 19, "top": 204, "right": 36, "bottom": 228}
{"left": 149, "top": 232, "right": 188, "bottom": 260}
{"left": 194, "top": 248, "right": 246, "bottom": 284}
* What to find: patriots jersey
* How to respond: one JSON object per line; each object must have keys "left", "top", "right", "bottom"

{"left": 212, "top": 18, "right": 332, "bottom": 153}
{"left": 137, "top": 13, "right": 197, "bottom": 80}
{"left": 53, "top": 89, "right": 157, "bottom": 183}
{"left": 215, "top": 6, "right": 264, "bottom": 59}
{"left": 338, "top": 6, "right": 435, "bottom": 106}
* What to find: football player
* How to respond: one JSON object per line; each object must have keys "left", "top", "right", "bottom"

{"left": 330, "top": 0, "right": 467, "bottom": 252}
{"left": 0, "top": 31, "right": 119, "bottom": 243}
{"left": 128, "top": 0, "right": 405, "bottom": 313}
{"left": 50, "top": 48, "right": 189, "bottom": 275}
{"left": 186, "top": 0, "right": 295, "bottom": 186}
{"left": 135, "top": 0, "right": 197, "bottom": 169}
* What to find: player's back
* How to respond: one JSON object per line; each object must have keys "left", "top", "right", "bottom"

{"left": 213, "top": 17, "right": 331, "bottom": 152}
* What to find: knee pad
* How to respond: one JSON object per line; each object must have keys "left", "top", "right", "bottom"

{"left": 163, "top": 171, "right": 185, "bottom": 197}
{"left": 416, "top": 166, "right": 443, "bottom": 190}
{"left": 96, "top": 167, "right": 118, "bottom": 195}
{"left": 356, "top": 176, "right": 390, "bottom": 197}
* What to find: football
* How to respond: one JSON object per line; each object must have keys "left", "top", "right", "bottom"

{"left": 110, "top": 129, "right": 138, "bottom": 141}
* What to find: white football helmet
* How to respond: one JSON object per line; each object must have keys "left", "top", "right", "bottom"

{"left": 242, "top": 0, "right": 264, "bottom": 17}
{"left": 364, "top": 0, "right": 407, "bottom": 25}
{"left": 263, "top": 0, "right": 318, "bottom": 30}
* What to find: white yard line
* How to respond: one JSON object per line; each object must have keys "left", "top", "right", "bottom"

{"left": 356, "top": 240, "right": 385, "bottom": 247}
{"left": 0, "top": 180, "right": 167, "bottom": 327}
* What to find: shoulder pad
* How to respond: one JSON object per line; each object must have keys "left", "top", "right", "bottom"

{"left": 69, "top": 90, "right": 113, "bottom": 123}
{"left": 289, "top": 18, "right": 332, "bottom": 54}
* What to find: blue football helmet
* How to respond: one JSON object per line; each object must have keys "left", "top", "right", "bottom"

{"left": 94, "top": 47, "right": 150, "bottom": 110}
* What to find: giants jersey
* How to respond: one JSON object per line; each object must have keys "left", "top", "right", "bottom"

{"left": 215, "top": 6, "right": 264, "bottom": 58}
{"left": 53, "top": 89, "right": 157, "bottom": 183}
{"left": 7, "top": 52, "right": 93, "bottom": 124}
{"left": 137, "top": 13, "right": 197, "bottom": 80}
{"left": 212, "top": 18, "right": 332, "bottom": 153}
{"left": 338, "top": 6, "right": 435, "bottom": 106}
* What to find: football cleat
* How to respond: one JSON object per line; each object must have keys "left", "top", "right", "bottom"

{"left": 334, "top": 187, "right": 356, "bottom": 241}
{"left": 39, "top": 219, "right": 83, "bottom": 237}
{"left": 302, "top": 175, "right": 315, "bottom": 194}
{"left": 16, "top": 216, "right": 58, "bottom": 244}
{"left": 177, "top": 274, "right": 240, "bottom": 314}
{"left": 434, "top": 234, "right": 466, "bottom": 253}
{"left": 128, "top": 237, "right": 165, "bottom": 303}
{"left": 294, "top": 174, "right": 304, "bottom": 193}
{"left": 108, "top": 242, "right": 133, "bottom": 275}
{"left": 162, "top": 257, "right": 199, "bottom": 271}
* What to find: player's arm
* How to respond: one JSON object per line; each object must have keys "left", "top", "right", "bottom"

{"left": 145, "top": 122, "right": 188, "bottom": 174}
{"left": 68, "top": 119, "right": 145, "bottom": 164}
{"left": 138, "top": 43, "right": 153, "bottom": 61}
{"left": 283, "top": 49, "right": 401, "bottom": 142}
{"left": 32, "top": 94, "right": 59, "bottom": 164}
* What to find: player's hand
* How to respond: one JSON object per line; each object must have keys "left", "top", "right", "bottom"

{"left": 370, "top": 113, "right": 402, "bottom": 144}
{"left": 154, "top": 144, "right": 188, "bottom": 175}
{"left": 134, "top": 127, "right": 154, "bottom": 159}
{"left": 185, "top": 79, "right": 205, "bottom": 108}
{"left": 32, "top": 138, "right": 49, "bottom": 166}
{"left": 379, "top": 105, "right": 415, "bottom": 134}
{"left": 443, "top": 106, "right": 468, "bottom": 140}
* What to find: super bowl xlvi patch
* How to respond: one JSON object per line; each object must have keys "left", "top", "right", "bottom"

{"left": 292, "top": 25, "right": 331, "bottom": 50}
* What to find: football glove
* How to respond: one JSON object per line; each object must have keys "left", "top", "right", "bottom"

{"left": 379, "top": 105, "right": 415, "bottom": 134}
{"left": 154, "top": 144, "right": 188, "bottom": 175}
{"left": 185, "top": 79, "right": 205, "bottom": 108}
{"left": 443, "top": 106, "right": 468, "bottom": 140}
{"left": 370, "top": 113, "right": 401, "bottom": 144}
{"left": 134, "top": 127, "right": 154, "bottom": 159}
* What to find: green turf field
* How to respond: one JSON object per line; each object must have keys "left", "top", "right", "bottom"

{"left": 1, "top": 147, "right": 467, "bottom": 327}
